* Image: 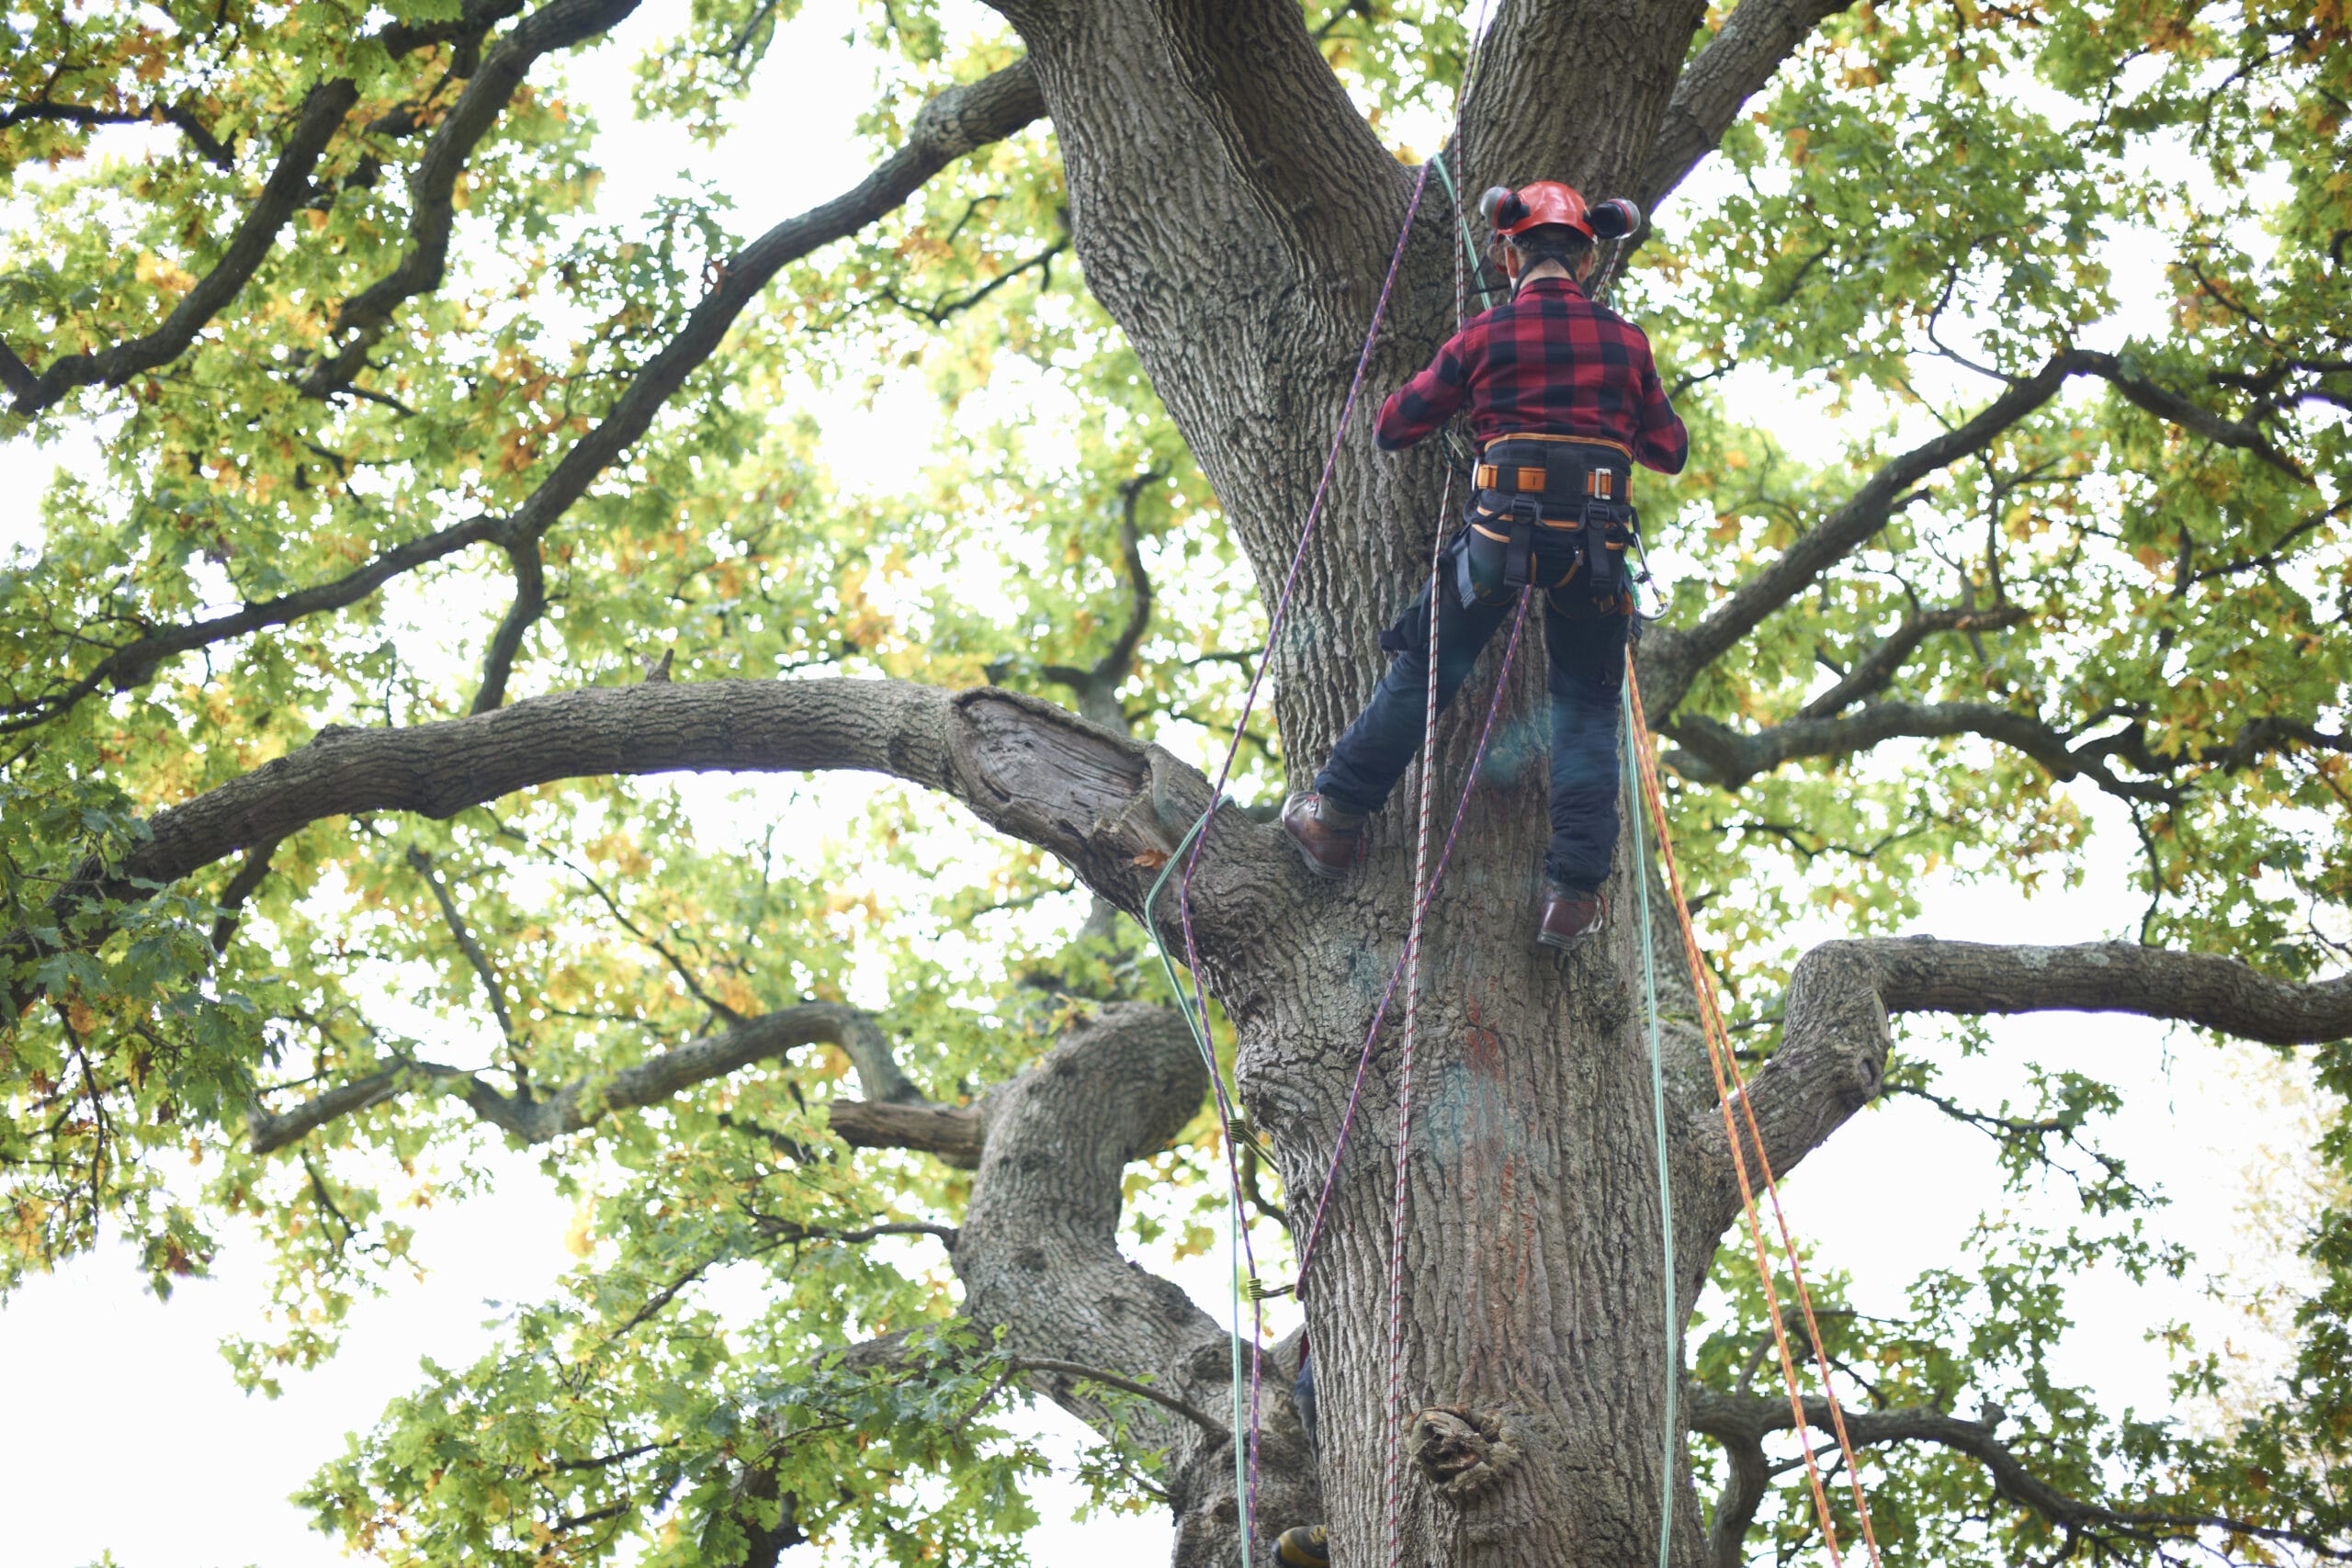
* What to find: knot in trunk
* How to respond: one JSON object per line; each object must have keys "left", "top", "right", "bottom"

{"left": 1408, "top": 1404, "right": 1524, "bottom": 1501}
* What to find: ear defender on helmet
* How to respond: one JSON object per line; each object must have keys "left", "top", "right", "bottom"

{"left": 1588, "top": 198, "right": 1642, "bottom": 240}
{"left": 1479, "top": 185, "right": 1529, "bottom": 232}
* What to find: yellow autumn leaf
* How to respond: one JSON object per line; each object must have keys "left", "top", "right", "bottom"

{"left": 134, "top": 251, "right": 198, "bottom": 294}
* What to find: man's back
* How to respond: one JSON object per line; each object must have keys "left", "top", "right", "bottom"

{"left": 1374, "top": 275, "right": 1688, "bottom": 472}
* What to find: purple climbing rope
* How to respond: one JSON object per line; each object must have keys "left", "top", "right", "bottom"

{"left": 1165, "top": 13, "right": 1504, "bottom": 1553}
{"left": 1168, "top": 156, "right": 1434, "bottom": 1548}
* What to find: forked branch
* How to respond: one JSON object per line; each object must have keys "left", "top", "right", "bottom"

{"left": 3, "top": 61, "right": 1045, "bottom": 732}
{"left": 1638, "top": 349, "right": 2315, "bottom": 721}
{"left": 2, "top": 0, "right": 533, "bottom": 416}
{"left": 4, "top": 80, "right": 359, "bottom": 415}
{"left": 299, "top": 0, "right": 649, "bottom": 400}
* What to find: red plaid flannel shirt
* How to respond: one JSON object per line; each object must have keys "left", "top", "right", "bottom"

{"left": 1374, "top": 276, "right": 1689, "bottom": 473}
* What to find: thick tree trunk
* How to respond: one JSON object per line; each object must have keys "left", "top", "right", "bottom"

{"left": 996, "top": 4, "right": 1731, "bottom": 1560}
{"left": 981, "top": 2, "right": 1727, "bottom": 1560}
{"left": 1230, "top": 784, "right": 1719, "bottom": 1566}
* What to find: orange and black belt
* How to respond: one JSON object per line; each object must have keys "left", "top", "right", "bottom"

{"left": 1468, "top": 433, "right": 1639, "bottom": 600}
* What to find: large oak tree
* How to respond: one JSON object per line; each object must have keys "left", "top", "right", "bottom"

{"left": 3, "top": 0, "right": 2349, "bottom": 1564}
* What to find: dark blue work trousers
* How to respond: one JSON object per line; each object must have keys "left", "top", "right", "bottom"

{"left": 1314, "top": 550, "right": 1630, "bottom": 894}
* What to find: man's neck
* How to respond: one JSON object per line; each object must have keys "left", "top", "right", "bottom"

{"left": 1516, "top": 262, "right": 1577, "bottom": 292}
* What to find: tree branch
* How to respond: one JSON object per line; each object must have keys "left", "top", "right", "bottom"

{"left": 1702, "top": 1421, "right": 1772, "bottom": 1568}
{"left": 245, "top": 999, "right": 923, "bottom": 1155}
{"left": 1005, "top": 1357, "right": 1226, "bottom": 1438}
{"left": 876, "top": 236, "right": 1068, "bottom": 324}
{"left": 405, "top": 845, "right": 520, "bottom": 1045}
{"left": 7, "top": 678, "right": 1283, "bottom": 1022}
{"left": 1663, "top": 701, "right": 2347, "bottom": 799}
{"left": 0, "top": 512, "right": 503, "bottom": 734}
{"left": 828, "top": 1098, "right": 985, "bottom": 1166}
{"left": 1, "top": 0, "right": 536, "bottom": 415}
{"left": 374, "top": 0, "right": 533, "bottom": 60}
{"left": 955, "top": 1002, "right": 1319, "bottom": 1557}
{"left": 1664, "top": 702, "right": 2141, "bottom": 796}
{"left": 1688, "top": 1388, "right": 2352, "bottom": 1561}
{"left": 1640, "top": 0, "right": 1853, "bottom": 208}
{"left": 298, "top": 0, "right": 649, "bottom": 401}
{"left": 1638, "top": 347, "right": 2312, "bottom": 720}
{"left": 207, "top": 834, "right": 282, "bottom": 953}
{"left": 1639, "top": 353, "right": 2082, "bottom": 718}
{"left": 489, "top": 56, "right": 1040, "bottom": 553}
{"left": 1797, "top": 604, "right": 2030, "bottom": 719}
{"left": 1707, "top": 937, "right": 2352, "bottom": 1231}
{"left": 744, "top": 1216, "right": 960, "bottom": 1249}
{"left": 3, "top": 60, "right": 1043, "bottom": 734}
{"left": 0, "top": 98, "right": 237, "bottom": 167}
{"left": 470, "top": 534, "right": 547, "bottom": 714}
{"left": 1871, "top": 938, "right": 2352, "bottom": 1041}
{"left": 2080, "top": 348, "right": 2313, "bottom": 484}
{"left": 717, "top": 1003, "right": 1317, "bottom": 1562}
{"left": 5, "top": 79, "right": 360, "bottom": 415}
{"left": 1041, "top": 471, "right": 1157, "bottom": 733}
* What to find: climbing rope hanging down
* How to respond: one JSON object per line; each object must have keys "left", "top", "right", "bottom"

{"left": 1623, "top": 660, "right": 1885, "bottom": 1566}
{"left": 1623, "top": 667, "right": 1679, "bottom": 1568}
{"left": 1140, "top": 140, "right": 1443, "bottom": 1565}
{"left": 1136, "top": 10, "right": 1514, "bottom": 1559}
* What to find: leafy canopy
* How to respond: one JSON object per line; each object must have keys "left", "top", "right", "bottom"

{"left": 1, "top": 0, "right": 2347, "bottom": 1561}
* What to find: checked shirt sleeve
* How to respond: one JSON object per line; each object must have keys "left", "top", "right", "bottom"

{"left": 1375, "top": 326, "right": 1476, "bottom": 450}
{"left": 1629, "top": 328, "right": 1689, "bottom": 475}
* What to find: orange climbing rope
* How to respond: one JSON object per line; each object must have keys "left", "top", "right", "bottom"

{"left": 1624, "top": 660, "right": 1885, "bottom": 1566}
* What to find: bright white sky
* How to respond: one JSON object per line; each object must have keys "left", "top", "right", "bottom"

{"left": 0, "top": 4, "right": 2331, "bottom": 1565}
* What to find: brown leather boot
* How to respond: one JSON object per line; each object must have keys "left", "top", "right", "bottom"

{"left": 1536, "top": 885, "right": 1605, "bottom": 950}
{"left": 1276, "top": 1525, "right": 1330, "bottom": 1566}
{"left": 1280, "top": 793, "right": 1366, "bottom": 879}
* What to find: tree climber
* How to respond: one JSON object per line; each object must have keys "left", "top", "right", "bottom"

{"left": 1280, "top": 179, "right": 1689, "bottom": 950}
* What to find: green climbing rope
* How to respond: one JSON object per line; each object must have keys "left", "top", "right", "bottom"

{"left": 1427, "top": 150, "right": 1499, "bottom": 314}
{"left": 1625, "top": 671, "right": 1679, "bottom": 1568}
{"left": 1145, "top": 808, "right": 1255, "bottom": 1568}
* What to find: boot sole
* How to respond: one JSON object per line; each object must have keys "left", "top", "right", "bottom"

{"left": 1287, "top": 836, "right": 1356, "bottom": 881}
{"left": 1536, "top": 924, "right": 1600, "bottom": 952}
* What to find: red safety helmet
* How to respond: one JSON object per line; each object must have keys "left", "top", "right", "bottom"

{"left": 1479, "top": 181, "right": 1642, "bottom": 243}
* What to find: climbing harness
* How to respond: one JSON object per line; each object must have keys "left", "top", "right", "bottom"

{"left": 1625, "top": 661, "right": 1885, "bottom": 1565}
{"left": 1462, "top": 432, "right": 1641, "bottom": 606}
